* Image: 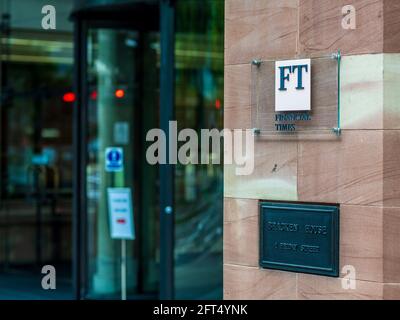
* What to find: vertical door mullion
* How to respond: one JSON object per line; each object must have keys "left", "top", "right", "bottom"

{"left": 73, "top": 19, "right": 88, "bottom": 300}
{"left": 72, "top": 18, "right": 81, "bottom": 300}
{"left": 159, "top": 0, "right": 175, "bottom": 300}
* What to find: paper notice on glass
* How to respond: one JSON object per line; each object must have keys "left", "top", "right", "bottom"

{"left": 107, "top": 188, "right": 135, "bottom": 240}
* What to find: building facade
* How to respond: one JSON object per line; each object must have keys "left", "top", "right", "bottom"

{"left": 224, "top": 0, "right": 400, "bottom": 299}
{"left": 1, "top": 0, "right": 400, "bottom": 301}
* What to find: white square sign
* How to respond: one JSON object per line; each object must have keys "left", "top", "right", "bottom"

{"left": 275, "top": 58, "right": 311, "bottom": 111}
{"left": 107, "top": 188, "right": 135, "bottom": 240}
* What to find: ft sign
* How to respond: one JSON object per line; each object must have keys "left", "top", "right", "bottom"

{"left": 275, "top": 59, "right": 311, "bottom": 112}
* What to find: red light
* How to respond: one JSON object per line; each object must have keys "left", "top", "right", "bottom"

{"left": 215, "top": 99, "right": 221, "bottom": 110}
{"left": 115, "top": 89, "right": 125, "bottom": 99}
{"left": 63, "top": 92, "right": 75, "bottom": 103}
{"left": 90, "top": 90, "right": 97, "bottom": 100}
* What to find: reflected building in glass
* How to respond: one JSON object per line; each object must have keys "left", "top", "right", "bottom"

{"left": 0, "top": 0, "right": 223, "bottom": 300}
{"left": 0, "top": 0, "right": 74, "bottom": 299}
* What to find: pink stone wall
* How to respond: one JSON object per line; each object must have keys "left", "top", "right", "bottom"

{"left": 224, "top": 0, "right": 400, "bottom": 300}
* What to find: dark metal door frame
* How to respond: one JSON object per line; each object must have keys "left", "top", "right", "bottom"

{"left": 72, "top": 0, "right": 175, "bottom": 300}
{"left": 72, "top": 17, "right": 87, "bottom": 300}
{"left": 159, "top": 0, "right": 175, "bottom": 300}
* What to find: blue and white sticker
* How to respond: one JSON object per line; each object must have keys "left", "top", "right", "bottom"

{"left": 105, "top": 147, "right": 124, "bottom": 172}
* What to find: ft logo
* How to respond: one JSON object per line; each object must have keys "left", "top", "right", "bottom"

{"left": 42, "top": 5, "right": 56, "bottom": 30}
{"left": 275, "top": 59, "right": 311, "bottom": 112}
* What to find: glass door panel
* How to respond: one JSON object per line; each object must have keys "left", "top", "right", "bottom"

{"left": 0, "top": 35, "right": 74, "bottom": 299}
{"left": 84, "top": 27, "right": 160, "bottom": 299}
{"left": 174, "top": 0, "right": 224, "bottom": 299}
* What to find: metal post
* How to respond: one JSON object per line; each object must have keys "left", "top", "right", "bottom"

{"left": 121, "top": 239, "right": 127, "bottom": 300}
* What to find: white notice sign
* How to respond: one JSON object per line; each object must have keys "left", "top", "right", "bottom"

{"left": 107, "top": 188, "right": 135, "bottom": 240}
{"left": 275, "top": 58, "right": 311, "bottom": 111}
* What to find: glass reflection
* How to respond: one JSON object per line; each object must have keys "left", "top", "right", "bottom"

{"left": 174, "top": 0, "right": 224, "bottom": 299}
{"left": 0, "top": 0, "right": 74, "bottom": 299}
{"left": 85, "top": 28, "right": 160, "bottom": 299}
